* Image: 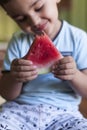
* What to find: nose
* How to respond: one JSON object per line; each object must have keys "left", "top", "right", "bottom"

{"left": 29, "top": 13, "right": 40, "bottom": 27}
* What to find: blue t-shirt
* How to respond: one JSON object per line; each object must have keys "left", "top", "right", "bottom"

{"left": 3, "top": 21, "right": 87, "bottom": 111}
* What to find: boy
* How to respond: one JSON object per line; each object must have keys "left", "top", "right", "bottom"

{"left": 0, "top": 0, "right": 87, "bottom": 129}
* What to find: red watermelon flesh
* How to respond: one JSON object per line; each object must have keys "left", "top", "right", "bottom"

{"left": 24, "top": 33, "right": 63, "bottom": 74}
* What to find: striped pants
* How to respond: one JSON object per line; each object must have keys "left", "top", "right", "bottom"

{"left": 0, "top": 101, "right": 87, "bottom": 130}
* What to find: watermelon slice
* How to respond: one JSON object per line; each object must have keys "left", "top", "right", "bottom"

{"left": 24, "top": 33, "right": 63, "bottom": 74}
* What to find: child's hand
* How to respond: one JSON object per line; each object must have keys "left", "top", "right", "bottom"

{"left": 11, "top": 58, "right": 38, "bottom": 82}
{"left": 51, "top": 56, "right": 77, "bottom": 80}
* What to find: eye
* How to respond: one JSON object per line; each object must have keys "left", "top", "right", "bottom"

{"left": 35, "top": 5, "right": 43, "bottom": 12}
{"left": 16, "top": 16, "right": 27, "bottom": 23}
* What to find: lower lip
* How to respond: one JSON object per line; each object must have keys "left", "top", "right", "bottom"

{"left": 39, "top": 22, "right": 48, "bottom": 30}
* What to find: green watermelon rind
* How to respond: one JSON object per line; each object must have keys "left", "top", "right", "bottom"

{"left": 38, "top": 67, "right": 50, "bottom": 74}
{"left": 37, "top": 55, "right": 63, "bottom": 74}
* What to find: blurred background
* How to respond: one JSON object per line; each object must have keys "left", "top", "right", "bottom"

{"left": 0, "top": 0, "right": 87, "bottom": 43}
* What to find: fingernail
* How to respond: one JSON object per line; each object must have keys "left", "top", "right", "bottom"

{"left": 29, "top": 61, "right": 33, "bottom": 64}
{"left": 33, "top": 65, "right": 37, "bottom": 68}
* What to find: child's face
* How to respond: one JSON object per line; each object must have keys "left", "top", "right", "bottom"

{"left": 4, "top": 0, "right": 61, "bottom": 39}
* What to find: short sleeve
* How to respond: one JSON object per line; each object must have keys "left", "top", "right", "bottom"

{"left": 3, "top": 34, "right": 21, "bottom": 70}
{"left": 74, "top": 31, "right": 87, "bottom": 70}
{"left": 3, "top": 31, "right": 34, "bottom": 70}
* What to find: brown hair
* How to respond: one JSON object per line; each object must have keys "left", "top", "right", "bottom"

{"left": 0, "top": 0, "right": 10, "bottom": 6}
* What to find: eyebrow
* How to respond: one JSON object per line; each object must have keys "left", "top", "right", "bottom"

{"left": 31, "top": 0, "right": 41, "bottom": 7}
{"left": 9, "top": 14, "right": 20, "bottom": 19}
{"left": 31, "top": 0, "right": 38, "bottom": 7}
{"left": 8, "top": 0, "right": 41, "bottom": 18}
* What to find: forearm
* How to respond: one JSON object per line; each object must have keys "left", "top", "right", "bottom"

{"left": 70, "top": 69, "right": 87, "bottom": 98}
{"left": 0, "top": 73, "right": 23, "bottom": 100}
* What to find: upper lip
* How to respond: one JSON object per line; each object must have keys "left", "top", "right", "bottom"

{"left": 33, "top": 22, "right": 47, "bottom": 31}
{"left": 38, "top": 22, "right": 47, "bottom": 30}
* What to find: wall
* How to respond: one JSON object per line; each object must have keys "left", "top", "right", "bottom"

{"left": 59, "top": 0, "right": 87, "bottom": 31}
{"left": 71, "top": 0, "right": 87, "bottom": 31}
{"left": 0, "top": 7, "right": 19, "bottom": 42}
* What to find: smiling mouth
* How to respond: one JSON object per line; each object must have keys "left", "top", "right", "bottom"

{"left": 38, "top": 22, "right": 48, "bottom": 30}
{"left": 33, "top": 30, "right": 44, "bottom": 35}
{"left": 33, "top": 22, "right": 47, "bottom": 34}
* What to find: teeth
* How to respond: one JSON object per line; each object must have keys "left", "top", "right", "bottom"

{"left": 35, "top": 30, "right": 45, "bottom": 36}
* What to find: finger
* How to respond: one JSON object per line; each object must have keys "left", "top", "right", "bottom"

{"left": 12, "top": 59, "right": 33, "bottom": 66}
{"left": 54, "top": 74, "right": 74, "bottom": 80}
{"left": 11, "top": 65, "right": 37, "bottom": 72}
{"left": 16, "top": 74, "right": 38, "bottom": 82}
{"left": 15, "top": 70, "right": 38, "bottom": 78}
{"left": 11, "top": 70, "right": 38, "bottom": 82}
{"left": 55, "top": 68, "right": 76, "bottom": 75}
{"left": 58, "top": 62, "right": 76, "bottom": 70}
{"left": 59, "top": 56, "right": 73, "bottom": 64}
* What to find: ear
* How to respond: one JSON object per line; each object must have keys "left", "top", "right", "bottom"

{"left": 56, "top": 0, "right": 61, "bottom": 4}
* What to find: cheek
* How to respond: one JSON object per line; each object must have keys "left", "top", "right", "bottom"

{"left": 17, "top": 23, "right": 31, "bottom": 32}
{"left": 45, "top": 11, "right": 58, "bottom": 24}
{"left": 43, "top": 6, "right": 58, "bottom": 21}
